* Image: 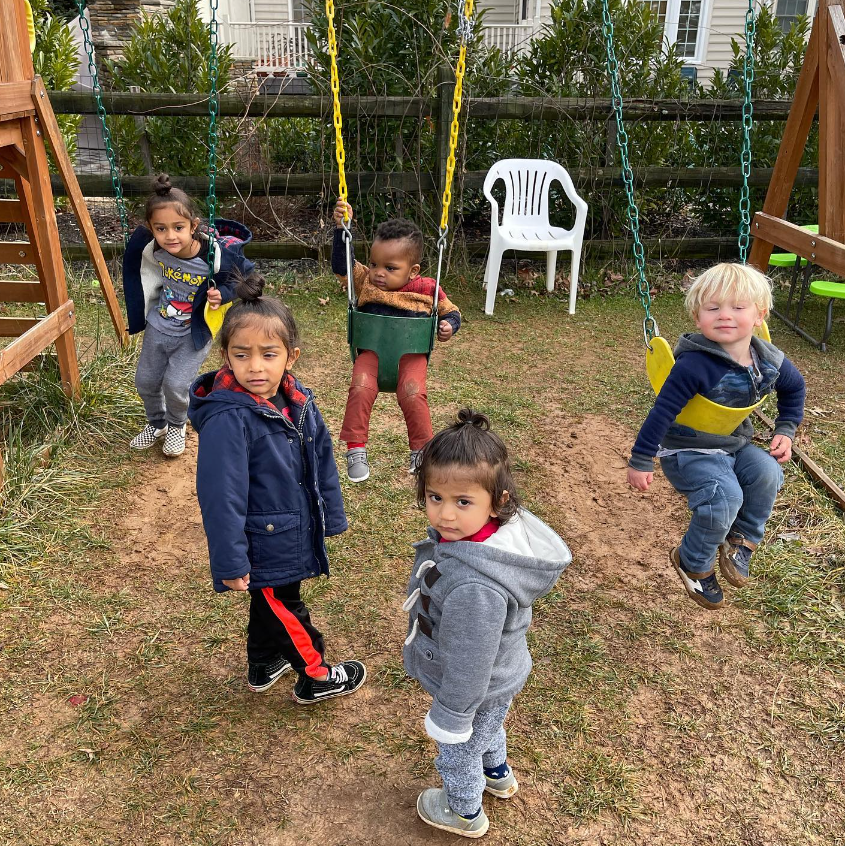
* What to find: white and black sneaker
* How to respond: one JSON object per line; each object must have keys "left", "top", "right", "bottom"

{"left": 670, "top": 547, "right": 724, "bottom": 610}
{"left": 162, "top": 423, "right": 187, "bottom": 457}
{"left": 130, "top": 423, "right": 167, "bottom": 450}
{"left": 248, "top": 656, "right": 293, "bottom": 693}
{"left": 292, "top": 660, "right": 367, "bottom": 705}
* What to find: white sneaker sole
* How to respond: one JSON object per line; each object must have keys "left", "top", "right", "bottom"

{"left": 485, "top": 776, "right": 519, "bottom": 798}
{"left": 248, "top": 663, "right": 293, "bottom": 693}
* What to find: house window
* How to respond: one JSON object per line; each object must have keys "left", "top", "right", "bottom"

{"left": 774, "top": 0, "right": 809, "bottom": 32}
{"left": 645, "top": 0, "right": 710, "bottom": 63}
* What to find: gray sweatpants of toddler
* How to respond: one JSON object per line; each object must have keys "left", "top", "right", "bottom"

{"left": 435, "top": 702, "right": 511, "bottom": 817}
{"left": 135, "top": 324, "right": 212, "bottom": 428}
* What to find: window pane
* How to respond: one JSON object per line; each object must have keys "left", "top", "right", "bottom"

{"left": 676, "top": 0, "right": 702, "bottom": 58}
{"left": 647, "top": 0, "right": 669, "bottom": 25}
{"left": 775, "top": 0, "right": 809, "bottom": 32}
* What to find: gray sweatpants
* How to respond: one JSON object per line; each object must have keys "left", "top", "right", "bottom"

{"left": 135, "top": 324, "right": 212, "bottom": 428}
{"left": 435, "top": 702, "right": 511, "bottom": 817}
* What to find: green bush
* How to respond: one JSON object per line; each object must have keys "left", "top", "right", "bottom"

{"left": 31, "top": 0, "right": 81, "bottom": 163}
{"left": 104, "top": 0, "right": 236, "bottom": 185}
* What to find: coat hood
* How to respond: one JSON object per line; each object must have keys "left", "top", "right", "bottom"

{"left": 419, "top": 510, "right": 571, "bottom": 607}
{"left": 675, "top": 332, "right": 785, "bottom": 369}
{"left": 188, "top": 368, "right": 309, "bottom": 433}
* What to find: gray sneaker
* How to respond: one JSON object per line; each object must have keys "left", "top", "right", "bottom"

{"left": 346, "top": 447, "right": 370, "bottom": 482}
{"left": 130, "top": 423, "right": 167, "bottom": 450}
{"left": 484, "top": 765, "right": 519, "bottom": 798}
{"left": 162, "top": 424, "right": 186, "bottom": 457}
{"left": 416, "top": 788, "right": 489, "bottom": 838}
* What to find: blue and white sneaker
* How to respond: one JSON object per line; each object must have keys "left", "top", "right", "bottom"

{"left": 719, "top": 536, "right": 755, "bottom": 587}
{"left": 670, "top": 547, "right": 724, "bottom": 610}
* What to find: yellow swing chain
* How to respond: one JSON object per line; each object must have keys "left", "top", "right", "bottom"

{"left": 434, "top": 0, "right": 475, "bottom": 308}
{"left": 325, "top": 0, "right": 354, "bottom": 304}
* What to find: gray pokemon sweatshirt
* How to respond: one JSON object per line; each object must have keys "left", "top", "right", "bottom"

{"left": 403, "top": 510, "right": 571, "bottom": 744}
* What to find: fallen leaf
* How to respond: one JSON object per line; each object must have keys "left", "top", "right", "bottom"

{"left": 79, "top": 747, "right": 97, "bottom": 761}
{"left": 318, "top": 297, "right": 329, "bottom": 306}
{"left": 777, "top": 532, "right": 801, "bottom": 542}
{"left": 0, "top": 582, "right": 9, "bottom": 591}
{"left": 807, "top": 407, "right": 831, "bottom": 416}
{"left": 68, "top": 694, "right": 89, "bottom": 707}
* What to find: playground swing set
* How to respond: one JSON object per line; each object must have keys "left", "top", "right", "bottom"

{"left": 2, "top": 0, "right": 844, "bottom": 503}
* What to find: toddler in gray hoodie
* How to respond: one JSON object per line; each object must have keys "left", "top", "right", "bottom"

{"left": 404, "top": 408, "right": 571, "bottom": 838}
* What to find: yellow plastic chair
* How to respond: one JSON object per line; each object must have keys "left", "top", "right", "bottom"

{"left": 645, "top": 322, "right": 770, "bottom": 436}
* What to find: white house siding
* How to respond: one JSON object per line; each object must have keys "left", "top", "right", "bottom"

{"left": 697, "top": 1, "right": 750, "bottom": 81}
{"left": 478, "top": 0, "right": 521, "bottom": 26}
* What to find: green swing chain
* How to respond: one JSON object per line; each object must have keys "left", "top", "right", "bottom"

{"left": 738, "top": 0, "right": 756, "bottom": 264}
{"left": 74, "top": 0, "right": 130, "bottom": 247}
{"left": 206, "top": 0, "right": 220, "bottom": 280}
{"left": 600, "top": 0, "right": 656, "bottom": 346}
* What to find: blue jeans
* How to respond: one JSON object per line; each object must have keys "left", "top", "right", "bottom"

{"left": 660, "top": 445, "right": 783, "bottom": 574}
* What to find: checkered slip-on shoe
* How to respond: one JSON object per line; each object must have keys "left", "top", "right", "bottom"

{"left": 130, "top": 424, "right": 167, "bottom": 450}
{"left": 162, "top": 424, "right": 187, "bottom": 457}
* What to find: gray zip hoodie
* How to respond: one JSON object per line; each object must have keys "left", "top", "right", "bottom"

{"left": 403, "top": 510, "right": 571, "bottom": 744}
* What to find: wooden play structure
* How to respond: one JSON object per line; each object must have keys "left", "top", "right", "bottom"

{"left": 749, "top": 0, "right": 845, "bottom": 329}
{"left": 0, "top": 0, "right": 125, "bottom": 400}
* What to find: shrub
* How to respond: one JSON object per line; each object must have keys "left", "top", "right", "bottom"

{"left": 31, "top": 0, "right": 81, "bottom": 163}
{"left": 104, "top": 0, "right": 236, "bottom": 186}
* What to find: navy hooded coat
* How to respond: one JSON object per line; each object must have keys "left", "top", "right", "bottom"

{"left": 189, "top": 368, "right": 347, "bottom": 592}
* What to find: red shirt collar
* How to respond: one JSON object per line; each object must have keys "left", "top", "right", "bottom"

{"left": 438, "top": 518, "right": 500, "bottom": 544}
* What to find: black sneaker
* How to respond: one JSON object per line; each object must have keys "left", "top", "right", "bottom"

{"left": 719, "top": 536, "right": 754, "bottom": 587}
{"left": 292, "top": 660, "right": 367, "bottom": 705}
{"left": 670, "top": 547, "right": 724, "bottom": 610}
{"left": 248, "top": 656, "right": 293, "bottom": 693}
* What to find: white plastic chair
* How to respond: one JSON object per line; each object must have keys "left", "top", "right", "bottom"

{"left": 483, "top": 159, "right": 588, "bottom": 316}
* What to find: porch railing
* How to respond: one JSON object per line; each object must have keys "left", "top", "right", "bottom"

{"left": 220, "top": 20, "right": 539, "bottom": 73}
{"left": 222, "top": 20, "right": 313, "bottom": 73}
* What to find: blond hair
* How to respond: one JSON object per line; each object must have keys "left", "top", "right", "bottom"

{"left": 684, "top": 263, "right": 773, "bottom": 318}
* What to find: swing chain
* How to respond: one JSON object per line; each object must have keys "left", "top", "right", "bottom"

{"left": 74, "top": 0, "right": 129, "bottom": 247}
{"left": 738, "top": 0, "right": 756, "bottom": 264}
{"left": 207, "top": 0, "right": 220, "bottom": 280}
{"left": 439, "top": 0, "right": 474, "bottom": 237}
{"left": 325, "top": 0, "right": 354, "bottom": 305}
{"left": 456, "top": 0, "right": 475, "bottom": 42}
{"left": 600, "top": 0, "right": 655, "bottom": 346}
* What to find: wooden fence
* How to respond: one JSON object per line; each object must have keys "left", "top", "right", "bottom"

{"left": 41, "top": 87, "right": 815, "bottom": 262}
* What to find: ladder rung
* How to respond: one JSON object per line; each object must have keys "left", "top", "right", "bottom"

{"left": 0, "top": 242, "right": 36, "bottom": 264}
{"left": 0, "top": 280, "right": 44, "bottom": 302}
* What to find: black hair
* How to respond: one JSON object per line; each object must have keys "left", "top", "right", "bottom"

{"left": 373, "top": 218, "right": 424, "bottom": 266}
{"left": 219, "top": 272, "right": 300, "bottom": 354}
{"left": 415, "top": 408, "right": 520, "bottom": 522}
{"left": 145, "top": 173, "right": 199, "bottom": 224}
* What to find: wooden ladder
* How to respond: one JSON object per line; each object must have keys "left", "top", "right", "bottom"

{"left": 0, "top": 0, "right": 126, "bottom": 400}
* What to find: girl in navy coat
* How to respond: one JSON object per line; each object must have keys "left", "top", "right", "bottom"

{"left": 188, "top": 273, "right": 366, "bottom": 704}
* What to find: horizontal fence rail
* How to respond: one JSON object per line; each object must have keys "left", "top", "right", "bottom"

{"left": 29, "top": 168, "right": 818, "bottom": 198}
{"left": 48, "top": 91, "right": 801, "bottom": 122}
{"left": 61, "top": 237, "right": 741, "bottom": 263}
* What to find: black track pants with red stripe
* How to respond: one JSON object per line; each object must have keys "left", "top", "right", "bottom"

{"left": 247, "top": 583, "right": 328, "bottom": 679}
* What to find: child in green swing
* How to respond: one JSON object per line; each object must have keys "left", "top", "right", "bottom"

{"left": 332, "top": 199, "right": 462, "bottom": 482}
{"left": 627, "top": 263, "right": 805, "bottom": 609}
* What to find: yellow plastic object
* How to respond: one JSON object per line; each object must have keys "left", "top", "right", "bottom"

{"left": 204, "top": 300, "right": 231, "bottom": 339}
{"left": 645, "top": 322, "right": 771, "bottom": 437}
{"left": 25, "top": 1, "right": 36, "bottom": 53}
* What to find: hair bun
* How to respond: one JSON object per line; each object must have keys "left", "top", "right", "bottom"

{"left": 235, "top": 272, "right": 265, "bottom": 303}
{"left": 153, "top": 173, "right": 173, "bottom": 196}
{"left": 456, "top": 408, "right": 490, "bottom": 431}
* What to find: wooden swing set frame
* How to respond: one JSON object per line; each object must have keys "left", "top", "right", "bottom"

{"left": 0, "top": 0, "right": 125, "bottom": 406}
{"left": 749, "top": 0, "right": 845, "bottom": 278}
